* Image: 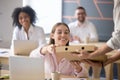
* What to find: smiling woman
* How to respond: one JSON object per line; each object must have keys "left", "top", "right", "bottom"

{"left": 30, "top": 22, "right": 88, "bottom": 78}
{"left": 23, "top": 0, "right": 62, "bottom": 34}
{"left": 10, "top": 6, "right": 47, "bottom": 55}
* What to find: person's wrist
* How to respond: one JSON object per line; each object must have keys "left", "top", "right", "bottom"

{"left": 40, "top": 47, "right": 45, "bottom": 55}
{"left": 88, "top": 50, "right": 98, "bottom": 59}
{"left": 87, "top": 53, "right": 92, "bottom": 59}
{"left": 75, "top": 67, "right": 82, "bottom": 73}
{"left": 104, "top": 57, "right": 113, "bottom": 66}
{"left": 40, "top": 46, "right": 48, "bottom": 55}
{"left": 45, "top": 46, "right": 49, "bottom": 53}
{"left": 108, "top": 57, "right": 114, "bottom": 63}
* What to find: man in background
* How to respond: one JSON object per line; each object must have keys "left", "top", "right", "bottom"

{"left": 68, "top": 6, "right": 98, "bottom": 44}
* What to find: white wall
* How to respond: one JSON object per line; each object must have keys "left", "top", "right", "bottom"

{"left": 0, "top": 0, "right": 22, "bottom": 48}
{"left": 23, "top": 0, "right": 62, "bottom": 33}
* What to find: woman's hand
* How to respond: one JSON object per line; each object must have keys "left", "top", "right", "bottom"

{"left": 41, "top": 44, "right": 57, "bottom": 55}
{"left": 103, "top": 56, "right": 116, "bottom": 66}
{"left": 46, "top": 44, "right": 60, "bottom": 54}
{"left": 70, "top": 60, "right": 82, "bottom": 73}
{"left": 46, "top": 44, "right": 56, "bottom": 54}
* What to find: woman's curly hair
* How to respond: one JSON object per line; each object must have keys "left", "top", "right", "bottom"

{"left": 11, "top": 6, "right": 37, "bottom": 29}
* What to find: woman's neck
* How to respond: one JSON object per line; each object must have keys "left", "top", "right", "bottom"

{"left": 23, "top": 25, "right": 30, "bottom": 40}
{"left": 23, "top": 25, "right": 30, "bottom": 33}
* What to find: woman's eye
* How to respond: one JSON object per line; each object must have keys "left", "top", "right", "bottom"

{"left": 56, "top": 31, "right": 69, "bottom": 34}
{"left": 65, "top": 31, "right": 69, "bottom": 34}
{"left": 57, "top": 31, "right": 62, "bottom": 34}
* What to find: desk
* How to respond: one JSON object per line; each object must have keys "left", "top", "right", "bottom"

{"left": 45, "top": 73, "right": 89, "bottom": 80}
{"left": 0, "top": 43, "right": 116, "bottom": 80}
{"left": 0, "top": 74, "right": 89, "bottom": 80}
{"left": 0, "top": 43, "right": 104, "bottom": 80}
{"left": 105, "top": 51, "right": 120, "bottom": 80}
{"left": 0, "top": 48, "right": 10, "bottom": 64}
{"left": 0, "top": 48, "right": 10, "bottom": 76}
{"left": 85, "top": 42, "right": 106, "bottom": 80}
{"left": 70, "top": 42, "right": 107, "bottom": 80}
{"left": 0, "top": 49, "right": 89, "bottom": 80}
{"left": 88, "top": 42, "right": 120, "bottom": 80}
{"left": 76, "top": 42, "right": 118, "bottom": 80}
{"left": 88, "top": 42, "right": 119, "bottom": 80}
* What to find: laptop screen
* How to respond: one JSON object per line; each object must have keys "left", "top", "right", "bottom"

{"left": 13, "top": 40, "right": 38, "bottom": 56}
{"left": 9, "top": 56, "right": 45, "bottom": 80}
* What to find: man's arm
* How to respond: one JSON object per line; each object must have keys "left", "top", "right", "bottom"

{"left": 104, "top": 50, "right": 120, "bottom": 65}
{"left": 73, "top": 44, "right": 113, "bottom": 60}
{"left": 88, "top": 44, "right": 113, "bottom": 59}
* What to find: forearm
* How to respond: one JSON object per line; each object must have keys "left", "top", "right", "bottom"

{"left": 89, "top": 44, "right": 113, "bottom": 59}
{"left": 104, "top": 51, "right": 120, "bottom": 65}
{"left": 40, "top": 46, "right": 48, "bottom": 55}
{"left": 75, "top": 63, "right": 88, "bottom": 77}
{"left": 74, "top": 66, "right": 82, "bottom": 73}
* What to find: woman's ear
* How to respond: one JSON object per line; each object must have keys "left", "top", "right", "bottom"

{"left": 50, "top": 33, "right": 54, "bottom": 39}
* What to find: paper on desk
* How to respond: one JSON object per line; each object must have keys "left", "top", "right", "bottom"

{"left": 0, "top": 49, "right": 8, "bottom": 54}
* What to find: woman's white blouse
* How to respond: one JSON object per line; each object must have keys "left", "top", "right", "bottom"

{"left": 10, "top": 25, "right": 47, "bottom": 55}
{"left": 11, "top": 25, "right": 46, "bottom": 46}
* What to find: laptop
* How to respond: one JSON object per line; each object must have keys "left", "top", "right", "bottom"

{"left": 13, "top": 40, "right": 39, "bottom": 56}
{"left": 9, "top": 56, "right": 45, "bottom": 80}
